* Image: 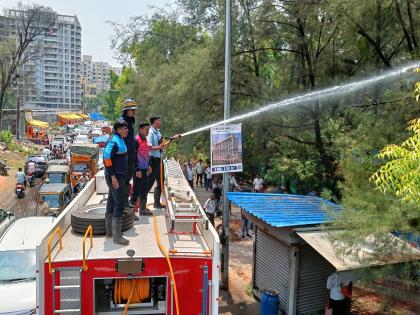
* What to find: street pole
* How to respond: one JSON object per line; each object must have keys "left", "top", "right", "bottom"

{"left": 16, "top": 96, "right": 20, "bottom": 140}
{"left": 221, "top": 0, "right": 232, "bottom": 289}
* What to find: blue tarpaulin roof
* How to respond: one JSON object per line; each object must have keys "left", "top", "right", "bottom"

{"left": 90, "top": 112, "right": 106, "bottom": 121}
{"left": 227, "top": 192, "right": 341, "bottom": 228}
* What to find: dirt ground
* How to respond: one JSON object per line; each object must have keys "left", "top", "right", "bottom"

{"left": 0, "top": 147, "right": 40, "bottom": 218}
{"left": 192, "top": 184, "right": 420, "bottom": 315}
{"left": 194, "top": 185, "right": 259, "bottom": 314}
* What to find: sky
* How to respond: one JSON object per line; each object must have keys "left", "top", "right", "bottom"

{"left": 1, "top": 0, "right": 169, "bottom": 67}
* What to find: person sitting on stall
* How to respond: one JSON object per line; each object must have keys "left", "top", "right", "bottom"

{"left": 103, "top": 118, "right": 130, "bottom": 245}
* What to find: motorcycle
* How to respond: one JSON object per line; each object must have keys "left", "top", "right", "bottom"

{"left": 27, "top": 172, "right": 35, "bottom": 187}
{"left": 15, "top": 183, "right": 25, "bottom": 198}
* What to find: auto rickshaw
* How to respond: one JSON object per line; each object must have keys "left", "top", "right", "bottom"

{"left": 69, "top": 143, "right": 99, "bottom": 188}
{"left": 38, "top": 183, "right": 72, "bottom": 215}
{"left": 45, "top": 165, "right": 71, "bottom": 191}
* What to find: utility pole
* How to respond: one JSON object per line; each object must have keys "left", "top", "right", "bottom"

{"left": 16, "top": 96, "right": 20, "bottom": 140}
{"left": 221, "top": 0, "right": 232, "bottom": 289}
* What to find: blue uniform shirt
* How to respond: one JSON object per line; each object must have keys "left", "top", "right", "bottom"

{"left": 147, "top": 126, "right": 162, "bottom": 159}
{"left": 103, "top": 133, "right": 128, "bottom": 176}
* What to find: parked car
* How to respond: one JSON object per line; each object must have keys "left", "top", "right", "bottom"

{"left": 25, "top": 155, "right": 48, "bottom": 178}
{"left": 73, "top": 134, "right": 89, "bottom": 144}
{"left": 0, "top": 216, "right": 54, "bottom": 314}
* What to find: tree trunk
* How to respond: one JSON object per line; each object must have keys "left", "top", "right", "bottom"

{"left": 395, "top": 0, "right": 414, "bottom": 53}
{"left": 0, "top": 89, "right": 5, "bottom": 128}
{"left": 406, "top": 0, "right": 418, "bottom": 50}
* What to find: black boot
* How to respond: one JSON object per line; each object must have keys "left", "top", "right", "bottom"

{"left": 112, "top": 217, "right": 129, "bottom": 245}
{"left": 140, "top": 198, "right": 152, "bottom": 216}
{"left": 105, "top": 213, "right": 113, "bottom": 238}
{"left": 153, "top": 187, "right": 162, "bottom": 208}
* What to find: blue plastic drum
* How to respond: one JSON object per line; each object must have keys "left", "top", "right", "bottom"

{"left": 260, "top": 290, "right": 279, "bottom": 315}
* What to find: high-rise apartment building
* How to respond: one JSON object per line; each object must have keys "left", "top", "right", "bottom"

{"left": 81, "top": 55, "right": 111, "bottom": 98}
{"left": 0, "top": 9, "right": 82, "bottom": 110}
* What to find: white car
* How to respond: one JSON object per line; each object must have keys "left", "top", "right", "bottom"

{"left": 0, "top": 216, "right": 54, "bottom": 314}
{"left": 73, "top": 134, "right": 89, "bottom": 144}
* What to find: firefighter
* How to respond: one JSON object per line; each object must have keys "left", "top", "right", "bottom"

{"left": 129, "top": 122, "right": 153, "bottom": 216}
{"left": 103, "top": 118, "right": 130, "bottom": 245}
{"left": 147, "top": 115, "right": 180, "bottom": 208}
{"left": 120, "top": 97, "right": 137, "bottom": 217}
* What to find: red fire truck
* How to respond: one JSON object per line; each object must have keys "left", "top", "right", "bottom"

{"left": 36, "top": 159, "right": 220, "bottom": 315}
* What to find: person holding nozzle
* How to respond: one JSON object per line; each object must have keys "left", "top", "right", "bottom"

{"left": 147, "top": 114, "right": 181, "bottom": 208}
{"left": 120, "top": 98, "right": 138, "bottom": 218}
{"left": 103, "top": 118, "right": 130, "bottom": 245}
{"left": 129, "top": 122, "right": 153, "bottom": 216}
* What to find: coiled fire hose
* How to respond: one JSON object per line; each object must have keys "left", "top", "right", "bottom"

{"left": 115, "top": 278, "right": 150, "bottom": 314}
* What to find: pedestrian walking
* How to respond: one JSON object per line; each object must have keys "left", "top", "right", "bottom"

{"left": 195, "top": 159, "right": 204, "bottom": 187}
{"left": 186, "top": 162, "right": 194, "bottom": 188}
{"left": 326, "top": 272, "right": 348, "bottom": 315}
{"left": 253, "top": 173, "right": 264, "bottom": 192}
{"left": 205, "top": 164, "right": 212, "bottom": 191}
{"left": 120, "top": 98, "right": 137, "bottom": 214}
{"left": 241, "top": 209, "right": 251, "bottom": 238}
{"left": 203, "top": 193, "right": 217, "bottom": 226}
{"left": 103, "top": 118, "right": 130, "bottom": 245}
{"left": 229, "top": 173, "right": 239, "bottom": 191}
{"left": 129, "top": 122, "right": 153, "bottom": 216}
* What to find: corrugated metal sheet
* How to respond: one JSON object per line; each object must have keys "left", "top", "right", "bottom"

{"left": 227, "top": 192, "right": 341, "bottom": 228}
{"left": 254, "top": 227, "right": 290, "bottom": 312}
{"left": 297, "top": 245, "right": 335, "bottom": 314}
{"left": 297, "top": 230, "right": 420, "bottom": 271}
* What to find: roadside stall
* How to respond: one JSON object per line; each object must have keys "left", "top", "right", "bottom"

{"left": 56, "top": 113, "right": 84, "bottom": 126}
{"left": 26, "top": 119, "right": 49, "bottom": 145}
{"left": 77, "top": 113, "right": 89, "bottom": 120}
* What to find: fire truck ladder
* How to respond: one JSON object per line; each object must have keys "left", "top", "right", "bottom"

{"left": 52, "top": 267, "right": 82, "bottom": 314}
{"left": 164, "top": 158, "right": 209, "bottom": 233}
{"left": 48, "top": 225, "right": 92, "bottom": 314}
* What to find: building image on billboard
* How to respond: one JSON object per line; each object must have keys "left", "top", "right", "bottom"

{"left": 211, "top": 124, "right": 242, "bottom": 173}
{"left": 212, "top": 134, "right": 240, "bottom": 165}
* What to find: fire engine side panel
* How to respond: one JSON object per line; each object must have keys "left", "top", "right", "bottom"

{"left": 36, "top": 179, "right": 96, "bottom": 315}
{"left": 44, "top": 256, "right": 213, "bottom": 315}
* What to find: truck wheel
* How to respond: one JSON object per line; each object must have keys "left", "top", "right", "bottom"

{"left": 71, "top": 204, "right": 134, "bottom": 235}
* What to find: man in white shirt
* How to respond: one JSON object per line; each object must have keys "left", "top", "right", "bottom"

{"left": 26, "top": 161, "right": 36, "bottom": 175}
{"left": 229, "top": 174, "right": 239, "bottom": 191}
{"left": 186, "top": 163, "right": 194, "bottom": 188}
{"left": 41, "top": 146, "right": 51, "bottom": 157}
{"left": 195, "top": 159, "right": 204, "bottom": 187}
{"left": 205, "top": 165, "right": 212, "bottom": 191}
{"left": 203, "top": 193, "right": 217, "bottom": 226}
{"left": 253, "top": 173, "right": 264, "bottom": 192}
{"left": 326, "top": 272, "right": 346, "bottom": 314}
